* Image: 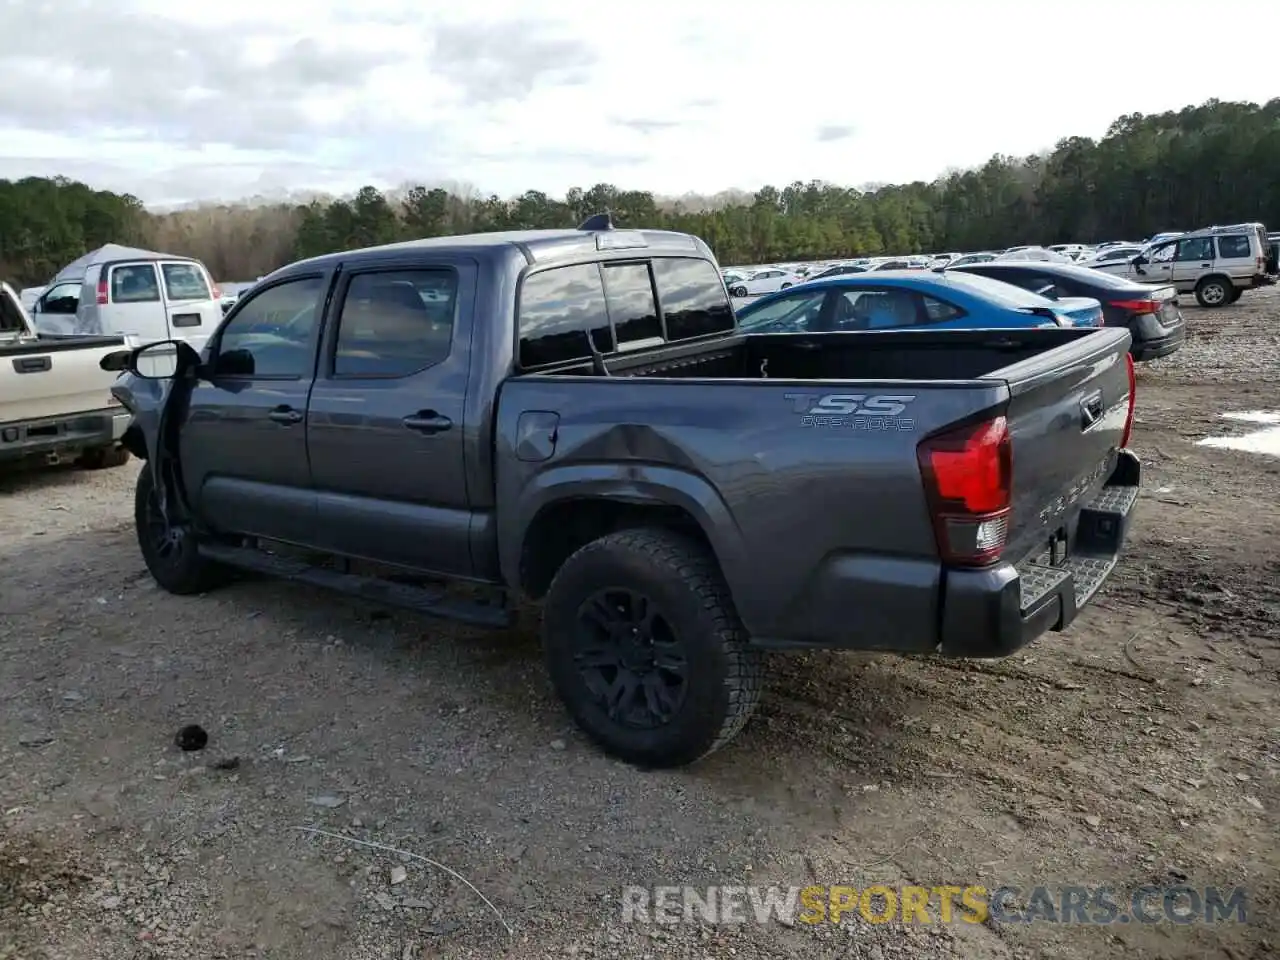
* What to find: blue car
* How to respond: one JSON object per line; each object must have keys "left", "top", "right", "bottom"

{"left": 734, "top": 270, "right": 1103, "bottom": 334}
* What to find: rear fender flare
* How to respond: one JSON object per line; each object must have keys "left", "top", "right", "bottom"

{"left": 502, "top": 464, "right": 757, "bottom": 626}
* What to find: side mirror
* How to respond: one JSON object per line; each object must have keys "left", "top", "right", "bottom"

{"left": 105, "top": 339, "right": 202, "bottom": 379}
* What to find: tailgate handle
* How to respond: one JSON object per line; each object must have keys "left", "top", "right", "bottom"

{"left": 1080, "top": 391, "right": 1104, "bottom": 428}
{"left": 12, "top": 356, "right": 52, "bottom": 374}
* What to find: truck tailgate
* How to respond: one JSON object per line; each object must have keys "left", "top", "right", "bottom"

{"left": 1, "top": 337, "right": 127, "bottom": 423}
{"left": 986, "top": 326, "right": 1134, "bottom": 567}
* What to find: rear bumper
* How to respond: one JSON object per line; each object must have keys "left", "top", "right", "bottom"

{"left": 1252, "top": 273, "right": 1277, "bottom": 288}
{"left": 937, "top": 449, "right": 1141, "bottom": 657}
{"left": 0, "top": 408, "right": 130, "bottom": 463}
{"left": 1130, "top": 325, "right": 1185, "bottom": 361}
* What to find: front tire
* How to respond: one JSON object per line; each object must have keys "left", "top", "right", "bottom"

{"left": 1195, "top": 277, "right": 1231, "bottom": 308}
{"left": 731, "top": 286, "right": 748, "bottom": 298}
{"left": 542, "top": 528, "right": 764, "bottom": 768}
{"left": 134, "top": 467, "right": 230, "bottom": 595}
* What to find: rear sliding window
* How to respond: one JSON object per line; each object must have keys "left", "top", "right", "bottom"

{"left": 517, "top": 256, "right": 735, "bottom": 369}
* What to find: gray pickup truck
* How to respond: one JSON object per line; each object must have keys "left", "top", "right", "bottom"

{"left": 108, "top": 217, "right": 1141, "bottom": 768}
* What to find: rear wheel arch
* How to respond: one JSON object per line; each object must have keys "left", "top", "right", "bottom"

{"left": 510, "top": 471, "right": 749, "bottom": 607}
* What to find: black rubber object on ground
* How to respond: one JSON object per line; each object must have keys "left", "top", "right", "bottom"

{"left": 174, "top": 724, "right": 208, "bottom": 751}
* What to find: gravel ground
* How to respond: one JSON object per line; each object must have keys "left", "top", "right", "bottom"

{"left": 2, "top": 288, "right": 1278, "bottom": 960}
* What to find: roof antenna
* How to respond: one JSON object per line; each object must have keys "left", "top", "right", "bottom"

{"left": 578, "top": 211, "right": 614, "bottom": 231}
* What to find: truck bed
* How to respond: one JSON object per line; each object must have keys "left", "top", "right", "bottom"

{"left": 545, "top": 327, "right": 1099, "bottom": 382}
{"left": 498, "top": 324, "right": 1135, "bottom": 651}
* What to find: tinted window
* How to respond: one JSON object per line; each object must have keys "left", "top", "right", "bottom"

{"left": 1175, "top": 237, "right": 1214, "bottom": 261}
{"left": 736, "top": 290, "right": 827, "bottom": 332}
{"left": 651, "top": 257, "right": 734, "bottom": 341}
{"left": 830, "top": 289, "right": 924, "bottom": 330}
{"left": 1217, "top": 235, "right": 1251, "bottom": 259}
{"left": 333, "top": 269, "right": 456, "bottom": 378}
{"left": 921, "top": 295, "right": 964, "bottom": 321}
{"left": 519, "top": 264, "right": 612, "bottom": 369}
{"left": 601, "top": 263, "right": 662, "bottom": 349}
{"left": 217, "top": 276, "right": 324, "bottom": 378}
{"left": 111, "top": 264, "right": 160, "bottom": 303}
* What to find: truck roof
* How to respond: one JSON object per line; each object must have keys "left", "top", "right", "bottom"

{"left": 277, "top": 218, "right": 713, "bottom": 278}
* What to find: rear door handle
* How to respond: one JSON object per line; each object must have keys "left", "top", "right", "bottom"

{"left": 268, "top": 406, "right": 303, "bottom": 425}
{"left": 403, "top": 411, "right": 453, "bottom": 434}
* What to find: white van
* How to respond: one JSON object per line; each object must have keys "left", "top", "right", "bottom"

{"left": 31, "top": 243, "right": 223, "bottom": 352}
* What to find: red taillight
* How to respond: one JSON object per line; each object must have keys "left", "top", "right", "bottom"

{"left": 1110, "top": 298, "right": 1161, "bottom": 315}
{"left": 96, "top": 275, "right": 109, "bottom": 305}
{"left": 917, "top": 415, "right": 1012, "bottom": 567}
{"left": 1120, "top": 353, "right": 1136, "bottom": 448}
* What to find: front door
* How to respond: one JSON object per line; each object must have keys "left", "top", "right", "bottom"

{"left": 178, "top": 273, "right": 330, "bottom": 545}
{"left": 1135, "top": 242, "right": 1175, "bottom": 286}
{"left": 306, "top": 261, "right": 475, "bottom": 577}
{"left": 1169, "top": 235, "right": 1215, "bottom": 290}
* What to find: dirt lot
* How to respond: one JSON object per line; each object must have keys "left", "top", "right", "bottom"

{"left": 2, "top": 289, "right": 1278, "bottom": 960}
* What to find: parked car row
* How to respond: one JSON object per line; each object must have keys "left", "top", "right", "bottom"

{"left": 728, "top": 220, "right": 1275, "bottom": 311}
{"left": 736, "top": 260, "right": 1184, "bottom": 362}
{"left": 100, "top": 214, "right": 1143, "bottom": 769}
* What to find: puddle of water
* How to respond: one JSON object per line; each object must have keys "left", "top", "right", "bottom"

{"left": 1197, "top": 410, "right": 1280, "bottom": 456}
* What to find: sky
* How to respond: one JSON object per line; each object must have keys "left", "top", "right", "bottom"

{"left": 0, "top": 0, "right": 1276, "bottom": 208}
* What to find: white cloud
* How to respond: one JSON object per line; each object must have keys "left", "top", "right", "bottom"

{"left": 0, "top": 0, "right": 1275, "bottom": 206}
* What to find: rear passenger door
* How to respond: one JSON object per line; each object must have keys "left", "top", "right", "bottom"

{"left": 306, "top": 260, "right": 477, "bottom": 577}
{"left": 1170, "top": 236, "right": 1214, "bottom": 287}
{"left": 106, "top": 262, "right": 170, "bottom": 344}
{"left": 159, "top": 261, "right": 221, "bottom": 352}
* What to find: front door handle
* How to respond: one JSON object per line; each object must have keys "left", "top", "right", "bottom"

{"left": 403, "top": 411, "right": 453, "bottom": 434}
{"left": 268, "top": 405, "right": 303, "bottom": 425}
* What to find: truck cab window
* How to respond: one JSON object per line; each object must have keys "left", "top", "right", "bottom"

{"left": 518, "top": 264, "right": 613, "bottom": 369}
{"left": 601, "top": 263, "right": 662, "bottom": 349}
{"left": 215, "top": 276, "right": 323, "bottom": 378}
{"left": 651, "top": 257, "right": 734, "bottom": 341}
{"left": 333, "top": 270, "right": 457, "bottom": 378}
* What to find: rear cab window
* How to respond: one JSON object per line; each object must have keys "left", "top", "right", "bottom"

{"left": 110, "top": 263, "right": 161, "bottom": 303}
{"left": 161, "top": 262, "right": 213, "bottom": 301}
{"left": 517, "top": 257, "right": 734, "bottom": 370}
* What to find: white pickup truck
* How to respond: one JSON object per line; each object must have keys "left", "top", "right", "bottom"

{"left": 1, "top": 281, "right": 133, "bottom": 469}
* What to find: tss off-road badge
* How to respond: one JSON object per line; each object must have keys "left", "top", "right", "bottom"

{"left": 784, "top": 393, "right": 918, "bottom": 431}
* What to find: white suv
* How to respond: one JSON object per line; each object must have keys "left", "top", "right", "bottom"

{"left": 1119, "top": 223, "right": 1271, "bottom": 307}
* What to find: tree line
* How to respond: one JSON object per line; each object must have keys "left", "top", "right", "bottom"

{"left": 1, "top": 98, "right": 1276, "bottom": 288}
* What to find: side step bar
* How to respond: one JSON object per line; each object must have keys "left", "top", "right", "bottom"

{"left": 197, "top": 543, "right": 512, "bottom": 628}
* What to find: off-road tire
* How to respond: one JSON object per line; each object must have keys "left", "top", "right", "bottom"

{"left": 542, "top": 527, "right": 764, "bottom": 768}
{"left": 1195, "top": 276, "right": 1231, "bottom": 308}
{"left": 134, "top": 467, "right": 230, "bottom": 595}
{"left": 77, "top": 445, "right": 131, "bottom": 469}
